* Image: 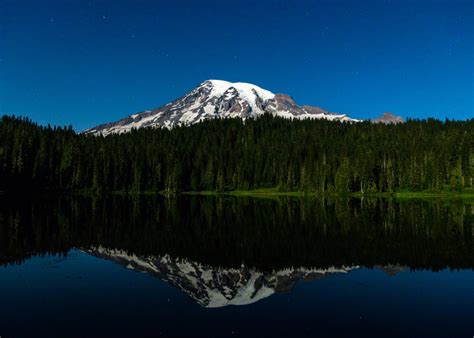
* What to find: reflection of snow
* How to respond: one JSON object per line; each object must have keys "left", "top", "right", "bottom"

{"left": 85, "top": 246, "right": 357, "bottom": 308}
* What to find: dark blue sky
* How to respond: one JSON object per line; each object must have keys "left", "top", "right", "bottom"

{"left": 1, "top": 0, "right": 473, "bottom": 130}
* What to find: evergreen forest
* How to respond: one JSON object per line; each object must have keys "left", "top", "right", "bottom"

{"left": 0, "top": 115, "right": 472, "bottom": 194}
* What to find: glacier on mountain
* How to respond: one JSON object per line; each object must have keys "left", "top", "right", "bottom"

{"left": 84, "top": 79, "right": 360, "bottom": 136}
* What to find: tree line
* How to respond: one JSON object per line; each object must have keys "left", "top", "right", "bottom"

{"left": 0, "top": 114, "right": 472, "bottom": 193}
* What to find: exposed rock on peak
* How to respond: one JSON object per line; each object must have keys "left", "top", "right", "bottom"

{"left": 372, "top": 112, "right": 404, "bottom": 124}
{"left": 83, "top": 80, "right": 360, "bottom": 136}
{"left": 302, "top": 105, "right": 329, "bottom": 115}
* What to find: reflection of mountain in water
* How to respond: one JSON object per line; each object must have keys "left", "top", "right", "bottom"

{"left": 87, "top": 247, "right": 365, "bottom": 308}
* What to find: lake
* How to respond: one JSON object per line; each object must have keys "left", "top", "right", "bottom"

{"left": 0, "top": 194, "right": 473, "bottom": 337}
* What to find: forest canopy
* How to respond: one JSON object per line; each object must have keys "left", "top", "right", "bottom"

{"left": 0, "top": 115, "right": 472, "bottom": 194}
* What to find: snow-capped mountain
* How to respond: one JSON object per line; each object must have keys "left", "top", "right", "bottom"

{"left": 85, "top": 247, "right": 357, "bottom": 308}
{"left": 84, "top": 80, "right": 360, "bottom": 136}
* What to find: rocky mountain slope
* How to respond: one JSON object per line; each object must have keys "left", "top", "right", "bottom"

{"left": 371, "top": 112, "right": 404, "bottom": 124}
{"left": 84, "top": 80, "right": 361, "bottom": 136}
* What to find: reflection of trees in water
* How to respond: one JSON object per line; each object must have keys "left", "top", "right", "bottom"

{"left": 0, "top": 195, "right": 472, "bottom": 270}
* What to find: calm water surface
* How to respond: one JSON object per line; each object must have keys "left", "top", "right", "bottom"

{"left": 0, "top": 195, "right": 473, "bottom": 337}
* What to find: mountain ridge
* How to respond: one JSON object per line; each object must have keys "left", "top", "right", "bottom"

{"left": 84, "top": 80, "right": 365, "bottom": 136}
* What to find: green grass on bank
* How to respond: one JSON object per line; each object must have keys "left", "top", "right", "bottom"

{"left": 48, "top": 186, "right": 474, "bottom": 200}
{"left": 182, "top": 187, "right": 474, "bottom": 199}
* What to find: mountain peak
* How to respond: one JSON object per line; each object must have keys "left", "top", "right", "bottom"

{"left": 372, "top": 112, "right": 404, "bottom": 124}
{"left": 84, "top": 80, "right": 360, "bottom": 136}
{"left": 204, "top": 79, "right": 275, "bottom": 102}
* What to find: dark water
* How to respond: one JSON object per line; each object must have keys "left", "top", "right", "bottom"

{"left": 0, "top": 195, "right": 473, "bottom": 337}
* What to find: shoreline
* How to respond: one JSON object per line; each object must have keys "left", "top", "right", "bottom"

{"left": 181, "top": 188, "right": 474, "bottom": 199}
{"left": 1, "top": 188, "right": 473, "bottom": 200}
